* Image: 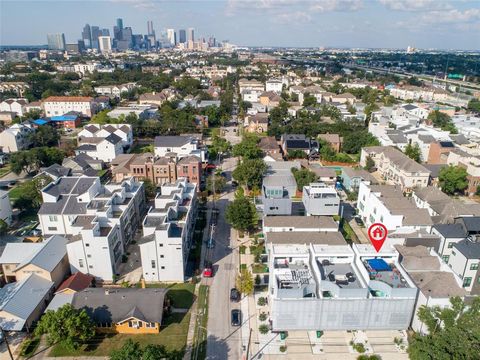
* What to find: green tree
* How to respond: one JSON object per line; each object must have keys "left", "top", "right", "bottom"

{"left": 90, "top": 109, "right": 116, "bottom": 125}
{"left": 13, "top": 175, "right": 52, "bottom": 212}
{"left": 302, "top": 93, "right": 317, "bottom": 107}
{"left": 438, "top": 165, "right": 468, "bottom": 195}
{"left": 225, "top": 197, "right": 258, "bottom": 232}
{"left": 110, "top": 339, "right": 142, "bottom": 360}
{"left": 143, "top": 178, "right": 156, "bottom": 201}
{"left": 408, "top": 297, "right": 480, "bottom": 360}
{"left": 342, "top": 131, "right": 380, "bottom": 154}
{"left": 209, "top": 135, "right": 231, "bottom": 159}
{"left": 143, "top": 344, "right": 182, "bottom": 360}
{"left": 0, "top": 219, "right": 8, "bottom": 236}
{"left": 236, "top": 269, "right": 254, "bottom": 295}
{"left": 291, "top": 168, "right": 317, "bottom": 192}
{"left": 35, "top": 304, "right": 95, "bottom": 350}
{"left": 404, "top": 142, "right": 422, "bottom": 162}
{"left": 232, "top": 159, "right": 267, "bottom": 189}
{"left": 287, "top": 149, "right": 307, "bottom": 159}
{"left": 207, "top": 173, "right": 227, "bottom": 195}
{"left": 364, "top": 156, "right": 375, "bottom": 172}
{"left": 467, "top": 99, "right": 480, "bottom": 113}
{"left": 428, "top": 111, "right": 458, "bottom": 133}
{"left": 29, "top": 126, "right": 60, "bottom": 147}
{"left": 232, "top": 134, "right": 262, "bottom": 159}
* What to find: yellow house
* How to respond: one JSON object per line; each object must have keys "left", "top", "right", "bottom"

{"left": 46, "top": 288, "right": 168, "bottom": 334}
{"left": 0, "top": 235, "right": 69, "bottom": 287}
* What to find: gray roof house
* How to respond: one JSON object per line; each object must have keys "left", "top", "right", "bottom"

{"left": 0, "top": 274, "right": 54, "bottom": 331}
{"left": 46, "top": 288, "right": 168, "bottom": 332}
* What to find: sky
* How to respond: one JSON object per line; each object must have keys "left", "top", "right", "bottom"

{"left": 1, "top": 0, "right": 479, "bottom": 50}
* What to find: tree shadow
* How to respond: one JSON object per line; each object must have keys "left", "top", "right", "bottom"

{"left": 199, "top": 334, "right": 230, "bottom": 360}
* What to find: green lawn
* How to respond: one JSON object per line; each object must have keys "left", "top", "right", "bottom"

{"left": 0, "top": 165, "right": 11, "bottom": 178}
{"left": 8, "top": 185, "right": 23, "bottom": 201}
{"left": 143, "top": 283, "right": 196, "bottom": 309}
{"left": 191, "top": 285, "right": 209, "bottom": 360}
{"left": 49, "top": 312, "right": 191, "bottom": 357}
{"left": 252, "top": 263, "right": 269, "bottom": 274}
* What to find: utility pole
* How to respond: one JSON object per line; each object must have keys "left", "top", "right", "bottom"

{"left": 245, "top": 327, "right": 253, "bottom": 360}
{"left": 0, "top": 326, "right": 14, "bottom": 360}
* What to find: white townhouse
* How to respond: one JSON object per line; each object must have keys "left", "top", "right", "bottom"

{"left": 38, "top": 176, "right": 145, "bottom": 281}
{"left": 154, "top": 135, "right": 206, "bottom": 162}
{"left": 78, "top": 123, "right": 133, "bottom": 151}
{"left": 0, "top": 98, "right": 28, "bottom": 117}
{"left": 43, "top": 96, "right": 97, "bottom": 117}
{"left": 139, "top": 179, "right": 197, "bottom": 282}
{"left": 357, "top": 182, "right": 433, "bottom": 234}
{"left": 94, "top": 83, "right": 138, "bottom": 97}
{"left": 360, "top": 146, "right": 431, "bottom": 192}
{"left": 0, "top": 122, "right": 35, "bottom": 153}
{"left": 75, "top": 133, "right": 123, "bottom": 163}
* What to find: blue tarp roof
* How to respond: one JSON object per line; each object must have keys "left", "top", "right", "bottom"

{"left": 367, "top": 259, "right": 390, "bottom": 272}
{"left": 32, "top": 119, "right": 50, "bottom": 125}
{"left": 51, "top": 115, "right": 77, "bottom": 121}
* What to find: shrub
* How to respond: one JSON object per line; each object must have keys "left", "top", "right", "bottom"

{"left": 280, "top": 345, "right": 287, "bottom": 353}
{"left": 257, "top": 297, "right": 266, "bottom": 306}
{"left": 259, "top": 324, "right": 269, "bottom": 334}
{"left": 259, "top": 312, "right": 267, "bottom": 321}
{"left": 353, "top": 343, "right": 366, "bottom": 353}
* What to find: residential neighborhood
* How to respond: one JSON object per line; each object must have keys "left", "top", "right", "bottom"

{"left": 0, "top": 4, "right": 480, "bottom": 360}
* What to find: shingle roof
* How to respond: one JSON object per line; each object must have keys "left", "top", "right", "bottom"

{"left": 433, "top": 224, "right": 467, "bottom": 239}
{"left": 154, "top": 136, "right": 192, "bottom": 147}
{"left": 71, "top": 288, "right": 168, "bottom": 324}
{"left": 453, "top": 240, "right": 480, "bottom": 259}
{"left": 409, "top": 272, "right": 466, "bottom": 298}
{"left": 56, "top": 272, "right": 94, "bottom": 294}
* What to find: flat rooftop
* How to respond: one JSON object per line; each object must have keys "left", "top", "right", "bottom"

{"left": 318, "top": 261, "right": 361, "bottom": 289}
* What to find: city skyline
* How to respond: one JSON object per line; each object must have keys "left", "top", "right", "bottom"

{"left": 0, "top": 0, "right": 479, "bottom": 50}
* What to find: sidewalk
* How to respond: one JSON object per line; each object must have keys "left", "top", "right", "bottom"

{"left": 183, "top": 203, "right": 211, "bottom": 360}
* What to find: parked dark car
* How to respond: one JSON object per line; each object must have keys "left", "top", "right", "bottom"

{"left": 354, "top": 216, "right": 364, "bottom": 227}
{"left": 231, "top": 309, "right": 241, "bottom": 326}
{"left": 230, "top": 288, "right": 240, "bottom": 302}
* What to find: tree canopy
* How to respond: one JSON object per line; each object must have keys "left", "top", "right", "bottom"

{"left": 35, "top": 304, "right": 95, "bottom": 350}
{"left": 291, "top": 167, "right": 317, "bottom": 191}
{"left": 404, "top": 142, "right": 422, "bottom": 163}
{"left": 232, "top": 158, "right": 267, "bottom": 189}
{"left": 236, "top": 269, "right": 254, "bottom": 295}
{"left": 10, "top": 147, "right": 65, "bottom": 175}
{"left": 225, "top": 196, "right": 258, "bottom": 232}
{"left": 110, "top": 339, "right": 183, "bottom": 360}
{"left": 439, "top": 165, "right": 468, "bottom": 195}
{"left": 13, "top": 175, "right": 52, "bottom": 212}
{"left": 428, "top": 111, "right": 458, "bottom": 134}
{"left": 232, "top": 134, "right": 262, "bottom": 159}
{"left": 408, "top": 297, "right": 480, "bottom": 360}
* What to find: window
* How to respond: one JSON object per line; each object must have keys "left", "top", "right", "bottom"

{"left": 160, "top": 255, "right": 164, "bottom": 258}
{"left": 145, "top": 322, "right": 156, "bottom": 328}
{"left": 452, "top": 250, "right": 456, "bottom": 256}
{"left": 87, "top": 254, "right": 92, "bottom": 258}
{"left": 470, "top": 263, "right": 479, "bottom": 271}
{"left": 89, "top": 265, "right": 93, "bottom": 269}
{"left": 151, "top": 260, "right": 156, "bottom": 269}
{"left": 463, "top": 277, "right": 472, "bottom": 287}
{"left": 159, "top": 244, "right": 163, "bottom": 247}
{"left": 48, "top": 226, "right": 57, "bottom": 231}
{"left": 447, "top": 242, "right": 454, "bottom": 249}
{"left": 161, "top": 266, "right": 165, "bottom": 269}
{"left": 79, "top": 259, "right": 84, "bottom": 268}
{"left": 85, "top": 244, "right": 90, "bottom": 247}
{"left": 442, "top": 255, "right": 450, "bottom": 263}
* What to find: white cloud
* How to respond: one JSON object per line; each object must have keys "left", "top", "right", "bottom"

{"left": 273, "top": 11, "right": 312, "bottom": 23}
{"left": 422, "top": 8, "right": 480, "bottom": 23}
{"left": 378, "top": 0, "right": 452, "bottom": 11}
{"left": 226, "top": 0, "right": 363, "bottom": 16}
{"left": 109, "top": 0, "right": 156, "bottom": 10}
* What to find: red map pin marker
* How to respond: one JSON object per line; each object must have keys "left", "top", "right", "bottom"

{"left": 368, "top": 223, "right": 388, "bottom": 252}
